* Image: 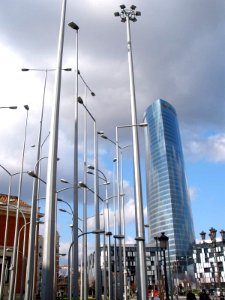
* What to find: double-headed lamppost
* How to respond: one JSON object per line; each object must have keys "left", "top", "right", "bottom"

{"left": 114, "top": 5, "right": 147, "bottom": 299}
{"left": 158, "top": 232, "right": 170, "bottom": 300}
{"left": 23, "top": 67, "right": 71, "bottom": 300}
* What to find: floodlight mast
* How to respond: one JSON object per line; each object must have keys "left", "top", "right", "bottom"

{"left": 114, "top": 5, "right": 141, "bottom": 23}
{"left": 114, "top": 4, "right": 147, "bottom": 300}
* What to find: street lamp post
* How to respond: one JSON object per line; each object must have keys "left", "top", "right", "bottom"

{"left": 67, "top": 230, "right": 105, "bottom": 300}
{"left": 68, "top": 20, "right": 80, "bottom": 300}
{"left": 209, "top": 227, "right": 220, "bottom": 292}
{"left": 87, "top": 166, "right": 113, "bottom": 300}
{"left": 154, "top": 237, "right": 161, "bottom": 295}
{"left": 42, "top": 0, "right": 67, "bottom": 297}
{"left": 158, "top": 232, "right": 169, "bottom": 300}
{"left": 8, "top": 105, "right": 29, "bottom": 300}
{"left": 114, "top": 5, "right": 147, "bottom": 299}
{"left": 80, "top": 73, "right": 95, "bottom": 300}
{"left": 78, "top": 97, "right": 101, "bottom": 299}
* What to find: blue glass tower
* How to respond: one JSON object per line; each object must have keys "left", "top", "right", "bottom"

{"left": 144, "top": 99, "right": 195, "bottom": 261}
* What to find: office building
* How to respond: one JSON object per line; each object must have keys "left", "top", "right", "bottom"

{"left": 144, "top": 99, "right": 195, "bottom": 262}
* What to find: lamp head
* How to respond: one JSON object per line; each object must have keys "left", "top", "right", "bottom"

{"left": 121, "top": 17, "right": 126, "bottom": 23}
{"left": 130, "top": 5, "right": 136, "bottom": 10}
{"left": 9, "top": 106, "right": 17, "bottom": 109}
{"left": 97, "top": 131, "right": 104, "bottom": 135}
{"left": 60, "top": 178, "right": 69, "bottom": 184}
{"left": 91, "top": 92, "right": 95, "bottom": 96}
{"left": 63, "top": 68, "right": 72, "bottom": 71}
{"left": 158, "top": 232, "right": 169, "bottom": 249}
{"left": 200, "top": 230, "right": 206, "bottom": 241}
{"left": 68, "top": 22, "right": 79, "bottom": 31}
{"left": 136, "top": 11, "right": 141, "bottom": 16}
{"left": 87, "top": 165, "right": 95, "bottom": 170}
{"left": 24, "top": 105, "right": 29, "bottom": 110}
{"left": 78, "top": 181, "right": 87, "bottom": 188}
{"left": 209, "top": 227, "right": 217, "bottom": 241}
{"left": 21, "top": 68, "right": 29, "bottom": 71}
{"left": 77, "top": 96, "right": 83, "bottom": 104}
{"left": 120, "top": 4, "right": 126, "bottom": 9}
{"left": 27, "top": 170, "right": 37, "bottom": 178}
{"left": 114, "top": 12, "right": 120, "bottom": 17}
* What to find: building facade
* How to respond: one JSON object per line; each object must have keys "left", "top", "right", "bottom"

{"left": 193, "top": 238, "right": 225, "bottom": 290}
{"left": 0, "top": 194, "right": 31, "bottom": 299}
{"left": 144, "top": 99, "right": 195, "bottom": 262}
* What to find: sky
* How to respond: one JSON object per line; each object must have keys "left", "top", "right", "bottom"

{"left": 1, "top": 0, "right": 225, "bottom": 264}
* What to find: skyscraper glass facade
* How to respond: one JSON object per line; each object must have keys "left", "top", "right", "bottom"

{"left": 144, "top": 99, "right": 195, "bottom": 261}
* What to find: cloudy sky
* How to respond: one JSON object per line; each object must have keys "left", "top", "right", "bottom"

{"left": 1, "top": 0, "right": 225, "bottom": 262}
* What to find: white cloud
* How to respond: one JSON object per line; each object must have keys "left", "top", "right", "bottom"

{"left": 185, "top": 134, "right": 225, "bottom": 162}
{"left": 189, "top": 186, "right": 198, "bottom": 201}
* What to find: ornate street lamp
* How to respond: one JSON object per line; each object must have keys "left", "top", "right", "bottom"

{"left": 158, "top": 232, "right": 169, "bottom": 300}
{"left": 200, "top": 231, "right": 206, "bottom": 243}
{"left": 209, "top": 227, "right": 217, "bottom": 242}
{"left": 220, "top": 230, "right": 225, "bottom": 242}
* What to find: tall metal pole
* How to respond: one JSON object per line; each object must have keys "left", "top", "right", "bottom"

{"left": 105, "top": 183, "right": 113, "bottom": 300}
{"left": 163, "top": 249, "right": 169, "bottom": 300}
{"left": 42, "top": 0, "right": 66, "bottom": 298}
{"left": 68, "top": 21, "right": 79, "bottom": 300}
{"left": 8, "top": 105, "right": 29, "bottom": 300}
{"left": 24, "top": 69, "right": 47, "bottom": 300}
{"left": 120, "top": 148, "right": 128, "bottom": 300}
{"left": 115, "top": 125, "right": 123, "bottom": 300}
{"left": 94, "top": 121, "right": 101, "bottom": 300}
{"left": 112, "top": 159, "right": 117, "bottom": 300}
{"left": 114, "top": 5, "right": 147, "bottom": 300}
{"left": 83, "top": 87, "right": 88, "bottom": 300}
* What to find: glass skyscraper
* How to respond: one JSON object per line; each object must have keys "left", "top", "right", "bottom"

{"left": 144, "top": 99, "right": 195, "bottom": 261}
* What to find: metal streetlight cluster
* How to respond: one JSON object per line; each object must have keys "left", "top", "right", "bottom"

{"left": 0, "top": 4, "right": 150, "bottom": 300}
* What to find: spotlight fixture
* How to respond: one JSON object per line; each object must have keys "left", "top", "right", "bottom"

{"left": 114, "top": 12, "right": 120, "bottom": 17}
{"left": 136, "top": 11, "right": 141, "bottom": 16}
{"left": 120, "top": 4, "right": 126, "bottom": 9}
{"left": 121, "top": 17, "right": 126, "bottom": 23}
{"left": 130, "top": 5, "right": 136, "bottom": 10}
